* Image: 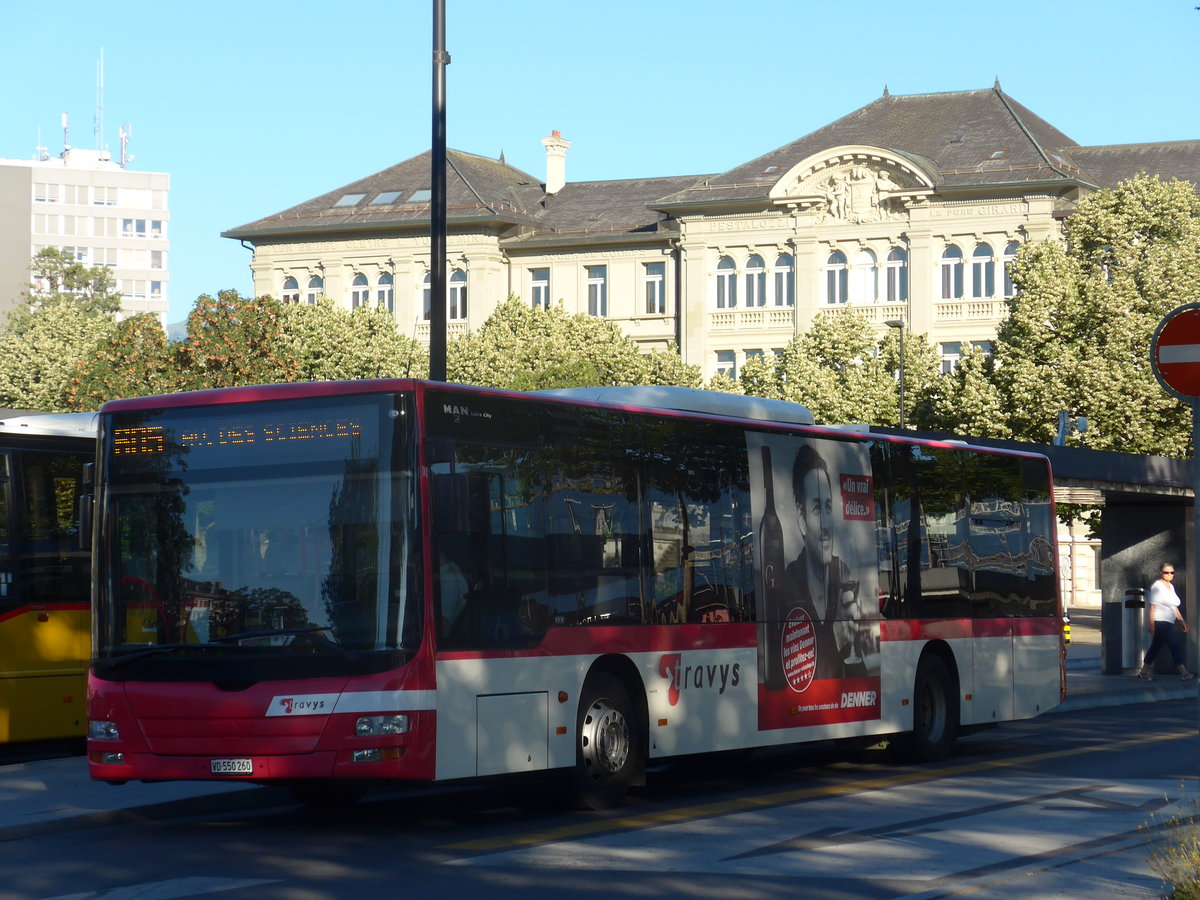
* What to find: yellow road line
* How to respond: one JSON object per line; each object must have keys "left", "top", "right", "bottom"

{"left": 446, "top": 728, "right": 1194, "bottom": 853}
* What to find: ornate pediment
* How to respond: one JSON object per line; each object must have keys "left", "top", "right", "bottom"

{"left": 769, "top": 146, "right": 936, "bottom": 224}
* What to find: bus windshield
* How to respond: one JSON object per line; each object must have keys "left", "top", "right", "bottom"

{"left": 93, "top": 393, "right": 419, "bottom": 679}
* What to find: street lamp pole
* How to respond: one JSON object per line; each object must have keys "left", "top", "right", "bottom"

{"left": 885, "top": 318, "right": 906, "bottom": 429}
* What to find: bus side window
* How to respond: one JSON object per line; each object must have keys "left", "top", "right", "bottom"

{"left": 18, "top": 450, "right": 89, "bottom": 606}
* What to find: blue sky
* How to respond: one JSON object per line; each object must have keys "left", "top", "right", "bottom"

{"left": 3, "top": 1, "right": 1197, "bottom": 326}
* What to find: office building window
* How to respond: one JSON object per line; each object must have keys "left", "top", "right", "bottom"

{"left": 971, "top": 244, "right": 995, "bottom": 298}
{"left": 940, "top": 341, "right": 962, "bottom": 374}
{"left": 849, "top": 249, "right": 878, "bottom": 304}
{"left": 643, "top": 262, "right": 665, "bottom": 314}
{"left": 774, "top": 254, "right": 794, "bottom": 306}
{"left": 941, "top": 246, "right": 964, "bottom": 300}
{"left": 449, "top": 269, "right": 467, "bottom": 321}
{"left": 825, "top": 251, "right": 848, "bottom": 304}
{"left": 586, "top": 265, "right": 607, "bottom": 317}
{"left": 715, "top": 350, "right": 736, "bottom": 378}
{"left": 745, "top": 255, "right": 766, "bottom": 308}
{"left": 715, "top": 257, "right": 737, "bottom": 309}
{"left": 351, "top": 273, "right": 370, "bottom": 309}
{"left": 1003, "top": 241, "right": 1020, "bottom": 297}
{"left": 531, "top": 268, "right": 550, "bottom": 310}
{"left": 376, "top": 273, "right": 394, "bottom": 313}
{"left": 885, "top": 248, "right": 908, "bottom": 303}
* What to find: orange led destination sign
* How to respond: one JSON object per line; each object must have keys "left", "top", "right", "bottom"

{"left": 112, "top": 419, "right": 363, "bottom": 456}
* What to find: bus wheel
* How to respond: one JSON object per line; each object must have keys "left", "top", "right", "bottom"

{"left": 573, "top": 673, "right": 642, "bottom": 810}
{"left": 288, "top": 781, "right": 367, "bottom": 809}
{"left": 908, "top": 654, "right": 958, "bottom": 762}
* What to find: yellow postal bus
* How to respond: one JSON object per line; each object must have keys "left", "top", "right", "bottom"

{"left": 0, "top": 412, "right": 95, "bottom": 743}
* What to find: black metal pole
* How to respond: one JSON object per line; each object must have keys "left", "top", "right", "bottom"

{"left": 429, "top": 0, "right": 449, "bottom": 381}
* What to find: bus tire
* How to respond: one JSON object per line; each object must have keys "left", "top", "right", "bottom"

{"left": 907, "top": 653, "right": 958, "bottom": 762}
{"left": 573, "top": 672, "right": 642, "bottom": 810}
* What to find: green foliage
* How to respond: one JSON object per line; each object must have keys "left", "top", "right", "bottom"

{"left": 21, "top": 247, "right": 123, "bottom": 315}
{"left": 277, "top": 298, "right": 428, "bottom": 381}
{"left": 69, "top": 313, "right": 178, "bottom": 410}
{"left": 172, "top": 290, "right": 298, "bottom": 390}
{"left": 729, "top": 309, "right": 941, "bottom": 428}
{"left": 994, "top": 174, "right": 1200, "bottom": 456}
{"left": 447, "top": 296, "right": 701, "bottom": 389}
{"left": 0, "top": 301, "right": 117, "bottom": 411}
{"left": 1144, "top": 790, "right": 1200, "bottom": 899}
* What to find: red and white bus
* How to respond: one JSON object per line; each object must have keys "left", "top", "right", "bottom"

{"left": 87, "top": 380, "right": 1064, "bottom": 807}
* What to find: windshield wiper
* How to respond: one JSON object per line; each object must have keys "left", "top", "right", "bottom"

{"left": 214, "top": 626, "right": 360, "bottom": 659}
{"left": 98, "top": 643, "right": 203, "bottom": 667}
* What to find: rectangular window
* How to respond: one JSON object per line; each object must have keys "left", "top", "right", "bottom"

{"left": 151, "top": 250, "right": 164, "bottom": 269}
{"left": 150, "top": 220, "right": 163, "bottom": 238}
{"left": 530, "top": 268, "right": 550, "bottom": 310}
{"left": 715, "top": 350, "right": 736, "bottom": 378}
{"left": 34, "top": 183, "right": 58, "bottom": 203}
{"left": 93, "top": 186, "right": 117, "bottom": 206}
{"left": 940, "top": 341, "right": 962, "bottom": 374}
{"left": 62, "top": 184, "right": 88, "bottom": 205}
{"left": 643, "top": 262, "right": 665, "bottom": 315}
{"left": 150, "top": 281, "right": 163, "bottom": 298}
{"left": 586, "top": 265, "right": 607, "bottom": 317}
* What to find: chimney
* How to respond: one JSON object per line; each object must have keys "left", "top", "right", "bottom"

{"left": 541, "top": 130, "right": 570, "bottom": 195}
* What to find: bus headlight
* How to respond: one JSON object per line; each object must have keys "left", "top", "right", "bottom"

{"left": 89, "top": 720, "right": 120, "bottom": 740}
{"left": 355, "top": 714, "right": 409, "bottom": 737}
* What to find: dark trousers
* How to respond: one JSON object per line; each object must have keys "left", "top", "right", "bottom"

{"left": 1143, "top": 619, "right": 1185, "bottom": 668}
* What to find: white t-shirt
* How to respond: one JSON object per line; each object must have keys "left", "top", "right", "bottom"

{"left": 1148, "top": 578, "right": 1181, "bottom": 624}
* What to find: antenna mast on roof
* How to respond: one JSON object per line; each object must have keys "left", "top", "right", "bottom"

{"left": 119, "top": 123, "right": 132, "bottom": 168}
{"left": 95, "top": 48, "right": 105, "bottom": 151}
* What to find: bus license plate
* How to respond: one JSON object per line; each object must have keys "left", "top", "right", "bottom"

{"left": 211, "top": 758, "right": 253, "bottom": 775}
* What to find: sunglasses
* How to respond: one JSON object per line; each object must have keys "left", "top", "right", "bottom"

{"left": 1162, "top": 570, "right": 1175, "bottom": 575}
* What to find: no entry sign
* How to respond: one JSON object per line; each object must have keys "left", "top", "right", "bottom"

{"left": 1152, "top": 303, "right": 1200, "bottom": 401}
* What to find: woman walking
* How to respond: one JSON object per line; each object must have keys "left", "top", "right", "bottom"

{"left": 1138, "top": 564, "right": 1195, "bottom": 682}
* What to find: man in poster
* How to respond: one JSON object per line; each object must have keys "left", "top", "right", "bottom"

{"left": 749, "top": 433, "right": 881, "bottom": 731}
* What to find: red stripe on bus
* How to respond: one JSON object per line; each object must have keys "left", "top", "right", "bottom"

{"left": 0, "top": 603, "right": 89, "bottom": 624}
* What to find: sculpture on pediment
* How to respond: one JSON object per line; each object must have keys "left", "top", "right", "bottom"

{"left": 804, "top": 163, "right": 909, "bottom": 224}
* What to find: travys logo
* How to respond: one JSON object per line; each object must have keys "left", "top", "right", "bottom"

{"left": 266, "top": 693, "right": 339, "bottom": 717}
{"left": 658, "top": 654, "right": 741, "bottom": 706}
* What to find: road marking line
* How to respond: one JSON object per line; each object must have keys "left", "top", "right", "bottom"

{"left": 445, "top": 728, "right": 1192, "bottom": 853}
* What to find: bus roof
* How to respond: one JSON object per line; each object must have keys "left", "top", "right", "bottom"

{"left": 0, "top": 411, "right": 98, "bottom": 438}
{"left": 536, "top": 386, "right": 815, "bottom": 426}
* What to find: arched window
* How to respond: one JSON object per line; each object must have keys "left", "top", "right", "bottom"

{"left": 773, "top": 254, "right": 794, "bottom": 307}
{"left": 281, "top": 276, "right": 299, "bottom": 304}
{"left": 849, "top": 249, "right": 877, "bottom": 304}
{"left": 1003, "top": 241, "right": 1020, "bottom": 297}
{"left": 449, "top": 269, "right": 467, "bottom": 321}
{"left": 376, "top": 273, "right": 394, "bottom": 314}
{"left": 306, "top": 275, "right": 323, "bottom": 305}
{"left": 971, "top": 244, "right": 995, "bottom": 298}
{"left": 421, "top": 272, "right": 432, "bottom": 321}
{"left": 886, "top": 248, "right": 908, "bottom": 303}
{"left": 350, "top": 273, "right": 369, "bottom": 309}
{"left": 825, "top": 251, "right": 848, "bottom": 304}
{"left": 745, "top": 255, "right": 766, "bottom": 308}
{"left": 940, "top": 246, "right": 964, "bottom": 300}
{"left": 715, "top": 257, "right": 737, "bottom": 309}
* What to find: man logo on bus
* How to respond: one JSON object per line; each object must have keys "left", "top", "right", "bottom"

{"left": 658, "top": 654, "right": 741, "bottom": 706}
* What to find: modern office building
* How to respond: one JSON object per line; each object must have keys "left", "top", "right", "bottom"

{"left": 0, "top": 139, "right": 169, "bottom": 322}
{"left": 223, "top": 82, "right": 1199, "bottom": 384}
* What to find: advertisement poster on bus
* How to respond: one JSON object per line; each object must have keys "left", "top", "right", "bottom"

{"left": 747, "top": 432, "right": 881, "bottom": 731}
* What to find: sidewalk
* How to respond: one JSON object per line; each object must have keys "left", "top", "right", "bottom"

{"left": 0, "top": 625, "right": 1195, "bottom": 841}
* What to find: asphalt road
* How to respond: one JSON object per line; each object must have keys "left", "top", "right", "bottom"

{"left": 3, "top": 696, "right": 1195, "bottom": 900}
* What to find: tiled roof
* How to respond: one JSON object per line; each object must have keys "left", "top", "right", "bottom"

{"left": 656, "top": 87, "right": 1089, "bottom": 207}
{"left": 223, "top": 150, "right": 548, "bottom": 239}
{"left": 1063, "top": 141, "right": 1200, "bottom": 190}
{"left": 225, "top": 86, "right": 1197, "bottom": 244}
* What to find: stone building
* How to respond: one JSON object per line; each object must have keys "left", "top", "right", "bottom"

{"left": 223, "top": 82, "right": 1199, "bottom": 382}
